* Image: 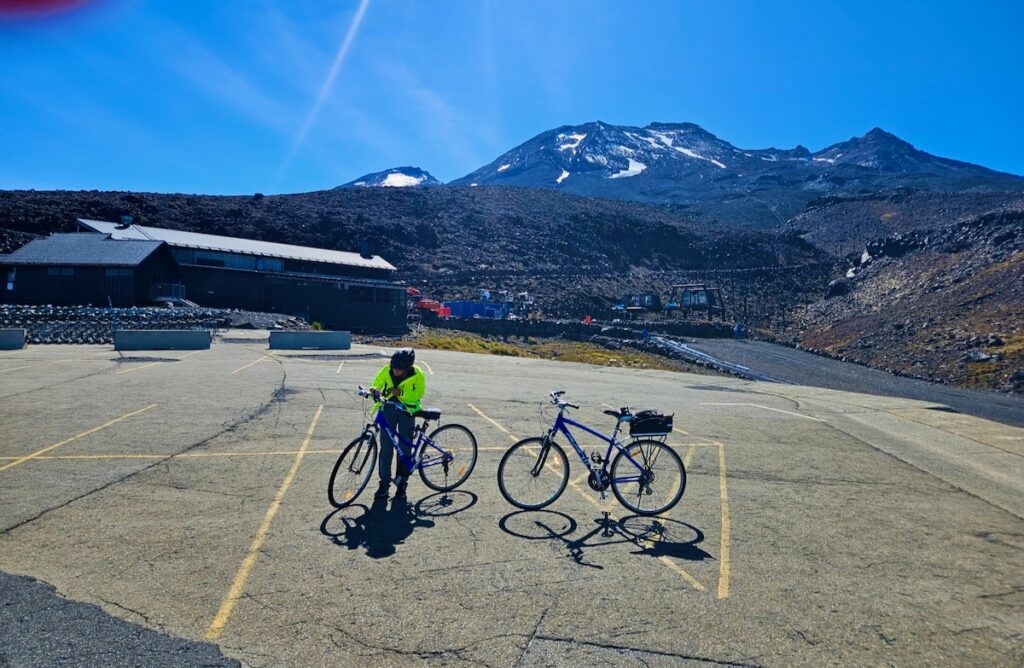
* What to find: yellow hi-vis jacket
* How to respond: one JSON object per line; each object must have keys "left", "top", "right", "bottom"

{"left": 371, "top": 364, "right": 426, "bottom": 414}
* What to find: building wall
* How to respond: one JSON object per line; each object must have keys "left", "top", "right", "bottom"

{"left": 0, "top": 248, "right": 181, "bottom": 307}
{"left": 2, "top": 266, "right": 136, "bottom": 306}
{"left": 179, "top": 265, "right": 406, "bottom": 332}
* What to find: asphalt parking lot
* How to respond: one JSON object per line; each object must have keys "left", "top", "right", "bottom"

{"left": 1, "top": 339, "right": 1022, "bottom": 666}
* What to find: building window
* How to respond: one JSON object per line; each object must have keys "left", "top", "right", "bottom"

{"left": 105, "top": 268, "right": 133, "bottom": 277}
{"left": 47, "top": 267, "right": 74, "bottom": 277}
{"left": 5, "top": 268, "right": 13, "bottom": 291}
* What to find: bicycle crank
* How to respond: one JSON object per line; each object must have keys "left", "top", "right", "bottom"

{"left": 587, "top": 470, "right": 610, "bottom": 491}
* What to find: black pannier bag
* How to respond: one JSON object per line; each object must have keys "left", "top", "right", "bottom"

{"left": 629, "top": 409, "right": 673, "bottom": 436}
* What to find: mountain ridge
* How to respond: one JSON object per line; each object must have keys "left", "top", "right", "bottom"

{"left": 443, "top": 121, "right": 1023, "bottom": 228}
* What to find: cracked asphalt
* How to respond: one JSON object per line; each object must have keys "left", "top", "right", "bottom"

{"left": 0, "top": 339, "right": 1021, "bottom": 666}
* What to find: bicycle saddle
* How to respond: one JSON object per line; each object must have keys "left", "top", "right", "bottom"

{"left": 602, "top": 408, "right": 631, "bottom": 421}
{"left": 414, "top": 407, "right": 442, "bottom": 421}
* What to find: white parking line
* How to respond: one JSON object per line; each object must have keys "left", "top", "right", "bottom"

{"left": 699, "top": 402, "right": 824, "bottom": 422}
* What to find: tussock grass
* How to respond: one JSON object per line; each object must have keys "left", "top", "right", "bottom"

{"left": 392, "top": 329, "right": 696, "bottom": 373}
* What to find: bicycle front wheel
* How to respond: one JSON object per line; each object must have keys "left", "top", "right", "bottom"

{"left": 610, "top": 440, "right": 685, "bottom": 516}
{"left": 419, "top": 424, "right": 478, "bottom": 492}
{"left": 497, "top": 437, "right": 569, "bottom": 510}
{"left": 328, "top": 433, "right": 378, "bottom": 507}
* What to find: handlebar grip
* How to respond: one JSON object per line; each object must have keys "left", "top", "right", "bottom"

{"left": 567, "top": 402, "right": 579, "bottom": 410}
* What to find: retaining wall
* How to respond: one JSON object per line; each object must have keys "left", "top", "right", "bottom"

{"left": 0, "top": 328, "right": 26, "bottom": 350}
{"left": 430, "top": 318, "right": 732, "bottom": 340}
{"left": 268, "top": 330, "right": 351, "bottom": 350}
{"left": 114, "top": 329, "right": 212, "bottom": 351}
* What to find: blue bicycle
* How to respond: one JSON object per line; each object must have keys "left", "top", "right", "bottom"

{"left": 497, "top": 391, "right": 685, "bottom": 516}
{"left": 328, "top": 386, "right": 478, "bottom": 507}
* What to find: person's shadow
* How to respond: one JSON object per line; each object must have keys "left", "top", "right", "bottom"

{"left": 320, "top": 491, "right": 476, "bottom": 559}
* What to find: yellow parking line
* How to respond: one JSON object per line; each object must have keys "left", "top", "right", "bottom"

{"left": 714, "top": 440, "right": 730, "bottom": 599}
{"left": 421, "top": 360, "right": 433, "bottom": 375}
{"left": 117, "top": 362, "right": 160, "bottom": 375}
{"left": 205, "top": 404, "right": 324, "bottom": 640}
{"left": 0, "top": 404, "right": 157, "bottom": 473}
{"left": 231, "top": 355, "right": 272, "bottom": 375}
{"left": 467, "top": 404, "right": 519, "bottom": 442}
{"left": 684, "top": 445, "right": 696, "bottom": 469}
{"left": 0, "top": 445, "right": 512, "bottom": 462}
{"left": 0, "top": 358, "right": 94, "bottom": 374}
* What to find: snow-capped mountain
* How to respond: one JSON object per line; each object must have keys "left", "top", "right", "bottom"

{"left": 341, "top": 166, "right": 441, "bottom": 188}
{"left": 450, "top": 122, "right": 1022, "bottom": 226}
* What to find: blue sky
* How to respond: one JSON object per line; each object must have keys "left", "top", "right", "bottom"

{"left": 1, "top": 0, "right": 1022, "bottom": 194}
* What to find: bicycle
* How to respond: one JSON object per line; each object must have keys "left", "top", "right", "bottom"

{"left": 497, "top": 390, "right": 685, "bottom": 516}
{"left": 328, "top": 386, "right": 478, "bottom": 507}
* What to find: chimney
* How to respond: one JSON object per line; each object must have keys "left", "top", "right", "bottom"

{"left": 359, "top": 241, "right": 375, "bottom": 259}
{"left": 117, "top": 215, "right": 134, "bottom": 230}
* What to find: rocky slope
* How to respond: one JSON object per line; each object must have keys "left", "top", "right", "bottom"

{"left": 790, "top": 206, "right": 1024, "bottom": 393}
{"left": 0, "top": 186, "right": 827, "bottom": 318}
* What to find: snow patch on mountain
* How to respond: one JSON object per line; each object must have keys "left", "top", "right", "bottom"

{"left": 557, "top": 133, "right": 587, "bottom": 151}
{"left": 341, "top": 166, "right": 440, "bottom": 188}
{"left": 556, "top": 170, "right": 570, "bottom": 184}
{"left": 497, "top": 163, "right": 511, "bottom": 172}
{"left": 608, "top": 159, "right": 646, "bottom": 179}
{"left": 382, "top": 172, "right": 427, "bottom": 187}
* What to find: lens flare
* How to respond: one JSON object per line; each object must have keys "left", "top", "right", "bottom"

{"left": 0, "top": 0, "right": 95, "bottom": 19}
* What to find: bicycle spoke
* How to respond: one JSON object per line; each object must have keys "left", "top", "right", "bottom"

{"left": 498, "top": 438, "right": 569, "bottom": 510}
{"left": 611, "top": 440, "right": 685, "bottom": 516}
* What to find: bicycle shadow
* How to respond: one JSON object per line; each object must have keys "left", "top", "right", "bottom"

{"left": 320, "top": 491, "right": 477, "bottom": 559}
{"left": 498, "top": 510, "right": 711, "bottom": 570}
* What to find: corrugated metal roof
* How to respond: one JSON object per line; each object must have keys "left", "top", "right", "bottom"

{"left": 0, "top": 233, "right": 164, "bottom": 266}
{"left": 79, "top": 219, "right": 395, "bottom": 271}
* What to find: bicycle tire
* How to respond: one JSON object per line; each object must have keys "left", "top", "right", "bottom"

{"left": 328, "top": 433, "right": 378, "bottom": 507}
{"left": 418, "top": 423, "right": 478, "bottom": 492}
{"left": 610, "top": 439, "right": 685, "bottom": 516}
{"left": 497, "top": 437, "right": 569, "bottom": 511}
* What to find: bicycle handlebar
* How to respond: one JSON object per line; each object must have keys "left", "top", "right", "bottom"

{"left": 357, "top": 385, "right": 401, "bottom": 406}
{"left": 548, "top": 389, "right": 578, "bottom": 410}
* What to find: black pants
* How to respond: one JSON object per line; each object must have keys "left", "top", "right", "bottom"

{"left": 378, "top": 403, "right": 414, "bottom": 485}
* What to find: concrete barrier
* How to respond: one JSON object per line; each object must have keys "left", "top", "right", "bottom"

{"left": 0, "top": 329, "right": 26, "bottom": 350}
{"left": 114, "top": 330, "right": 211, "bottom": 351}
{"left": 269, "top": 330, "right": 351, "bottom": 350}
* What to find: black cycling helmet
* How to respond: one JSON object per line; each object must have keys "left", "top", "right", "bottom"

{"left": 390, "top": 347, "right": 415, "bottom": 371}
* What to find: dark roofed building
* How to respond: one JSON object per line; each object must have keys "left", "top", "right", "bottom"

{"left": 1, "top": 233, "right": 181, "bottom": 307}
{"left": 3, "top": 222, "right": 408, "bottom": 332}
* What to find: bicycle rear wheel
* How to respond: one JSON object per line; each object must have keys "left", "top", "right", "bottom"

{"left": 497, "top": 437, "right": 569, "bottom": 510}
{"left": 419, "top": 424, "right": 478, "bottom": 492}
{"left": 610, "top": 440, "right": 685, "bottom": 516}
{"left": 328, "top": 433, "right": 378, "bottom": 507}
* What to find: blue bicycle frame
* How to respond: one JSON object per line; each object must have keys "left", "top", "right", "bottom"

{"left": 546, "top": 410, "right": 649, "bottom": 485}
{"left": 369, "top": 401, "right": 449, "bottom": 473}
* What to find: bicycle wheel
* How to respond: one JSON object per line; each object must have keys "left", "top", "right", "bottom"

{"left": 328, "top": 433, "right": 378, "bottom": 507}
{"left": 497, "top": 437, "right": 569, "bottom": 510}
{"left": 418, "top": 424, "right": 478, "bottom": 492}
{"left": 610, "top": 439, "right": 685, "bottom": 516}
